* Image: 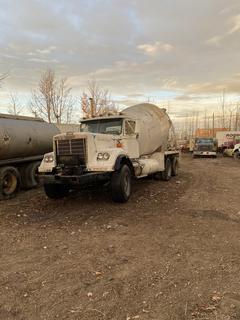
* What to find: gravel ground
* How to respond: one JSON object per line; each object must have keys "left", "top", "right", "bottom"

{"left": 0, "top": 154, "right": 240, "bottom": 320}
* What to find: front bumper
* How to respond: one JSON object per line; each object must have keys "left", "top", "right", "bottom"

{"left": 39, "top": 172, "right": 111, "bottom": 186}
{"left": 193, "top": 151, "right": 217, "bottom": 156}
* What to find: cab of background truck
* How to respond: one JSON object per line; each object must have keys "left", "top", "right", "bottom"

{"left": 194, "top": 137, "right": 217, "bottom": 151}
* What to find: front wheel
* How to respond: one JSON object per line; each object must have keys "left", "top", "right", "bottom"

{"left": 44, "top": 183, "right": 69, "bottom": 199}
{"left": 111, "top": 165, "right": 131, "bottom": 203}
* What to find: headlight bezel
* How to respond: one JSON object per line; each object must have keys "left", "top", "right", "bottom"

{"left": 44, "top": 154, "right": 54, "bottom": 163}
{"left": 97, "top": 152, "right": 110, "bottom": 161}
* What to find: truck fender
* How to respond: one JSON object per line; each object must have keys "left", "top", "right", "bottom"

{"left": 114, "top": 155, "right": 134, "bottom": 175}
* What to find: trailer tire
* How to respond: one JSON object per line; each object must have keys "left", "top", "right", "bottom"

{"left": 161, "top": 157, "right": 172, "bottom": 181}
{"left": 111, "top": 164, "right": 131, "bottom": 203}
{"left": 44, "top": 183, "right": 69, "bottom": 199}
{"left": 171, "top": 157, "right": 179, "bottom": 176}
{"left": 21, "top": 161, "right": 41, "bottom": 189}
{"left": 0, "top": 166, "right": 20, "bottom": 200}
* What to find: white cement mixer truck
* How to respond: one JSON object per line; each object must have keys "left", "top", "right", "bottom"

{"left": 39, "top": 103, "right": 179, "bottom": 202}
{"left": 0, "top": 114, "right": 60, "bottom": 200}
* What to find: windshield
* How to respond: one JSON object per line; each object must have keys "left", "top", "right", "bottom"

{"left": 196, "top": 139, "right": 213, "bottom": 144}
{"left": 80, "top": 118, "right": 123, "bottom": 135}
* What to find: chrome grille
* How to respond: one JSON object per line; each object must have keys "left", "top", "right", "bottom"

{"left": 56, "top": 138, "right": 87, "bottom": 165}
{"left": 198, "top": 144, "right": 212, "bottom": 151}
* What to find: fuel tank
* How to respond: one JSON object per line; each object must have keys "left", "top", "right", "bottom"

{"left": 0, "top": 114, "right": 60, "bottom": 161}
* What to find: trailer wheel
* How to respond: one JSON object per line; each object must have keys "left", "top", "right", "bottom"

{"left": 0, "top": 166, "right": 20, "bottom": 200}
{"left": 44, "top": 183, "right": 69, "bottom": 199}
{"left": 21, "top": 161, "right": 41, "bottom": 189}
{"left": 111, "top": 164, "right": 131, "bottom": 203}
{"left": 161, "top": 157, "right": 172, "bottom": 181}
{"left": 171, "top": 157, "right": 179, "bottom": 176}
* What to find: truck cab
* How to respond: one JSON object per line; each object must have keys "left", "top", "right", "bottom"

{"left": 193, "top": 137, "right": 217, "bottom": 158}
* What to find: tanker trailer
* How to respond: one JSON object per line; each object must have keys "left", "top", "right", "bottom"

{"left": 0, "top": 114, "right": 60, "bottom": 199}
{"left": 39, "top": 103, "right": 179, "bottom": 202}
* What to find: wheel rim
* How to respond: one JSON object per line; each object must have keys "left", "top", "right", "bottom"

{"left": 123, "top": 172, "right": 131, "bottom": 196}
{"left": 3, "top": 172, "right": 17, "bottom": 195}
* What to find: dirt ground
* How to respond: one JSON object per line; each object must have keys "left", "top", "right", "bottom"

{"left": 0, "top": 154, "right": 240, "bottom": 320}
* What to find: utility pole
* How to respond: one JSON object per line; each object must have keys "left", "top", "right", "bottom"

{"left": 235, "top": 103, "right": 239, "bottom": 131}
{"left": 212, "top": 112, "right": 215, "bottom": 137}
{"left": 222, "top": 89, "right": 225, "bottom": 128}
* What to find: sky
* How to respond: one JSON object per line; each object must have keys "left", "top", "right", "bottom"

{"left": 0, "top": 0, "right": 240, "bottom": 121}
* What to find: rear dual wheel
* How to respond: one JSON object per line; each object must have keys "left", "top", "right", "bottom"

{"left": 154, "top": 156, "right": 179, "bottom": 181}
{"left": 0, "top": 166, "right": 20, "bottom": 200}
{"left": 20, "top": 161, "right": 41, "bottom": 189}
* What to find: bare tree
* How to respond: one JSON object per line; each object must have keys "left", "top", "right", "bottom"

{"left": 81, "top": 79, "right": 118, "bottom": 118}
{"left": 30, "top": 69, "right": 75, "bottom": 124}
{"left": 8, "top": 92, "right": 23, "bottom": 115}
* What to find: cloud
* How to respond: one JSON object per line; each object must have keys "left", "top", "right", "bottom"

{"left": 138, "top": 41, "right": 174, "bottom": 55}
{"left": 0, "top": 0, "right": 240, "bottom": 116}
{"left": 206, "top": 14, "right": 240, "bottom": 46}
{"left": 206, "top": 35, "right": 223, "bottom": 46}
{"left": 228, "top": 14, "right": 240, "bottom": 34}
{"left": 36, "top": 46, "right": 57, "bottom": 55}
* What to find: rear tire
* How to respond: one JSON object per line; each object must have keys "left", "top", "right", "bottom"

{"left": 233, "top": 151, "right": 240, "bottom": 159}
{"left": 161, "top": 157, "right": 172, "bottom": 181}
{"left": 111, "top": 164, "right": 131, "bottom": 203}
{"left": 21, "top": 161, "right": 41, "bottom": 189}
{"left": 44, "top": 183, "right": 69, "bottom": 199}
{"left": 0, "top": 166, "right": 20, "bottom": 200}
{"left": 171, "top": 157, "right": 179, "bottom": 176}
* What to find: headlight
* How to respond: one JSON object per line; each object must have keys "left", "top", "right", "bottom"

{"left": 97, "top": 152, "right": 110, "bottom": 160}
{"left": 44, "top": 155, "right": 54, "bottom": 163}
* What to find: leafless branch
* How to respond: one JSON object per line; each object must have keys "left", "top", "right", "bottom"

{"left": 30, "top": 69, "right": 75, "bottom": 123}
{"left": 81, "top": 79, "right": 118, "bottom": 118}
{"left": 8, "top": 92, "right": 23, "bottom": 115}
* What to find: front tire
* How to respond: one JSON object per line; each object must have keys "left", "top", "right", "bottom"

{"left": 111, "top": 165, "right": 131, "bottom": 203}
{"left": 44, "top": 183, "right": 69, "bottom": 199}
{"left": 0, "top": 166, "right": 20, "bottom": 200}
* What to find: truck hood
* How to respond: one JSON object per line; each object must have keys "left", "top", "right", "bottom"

{"left": 54, "top": 131, "right": 120, "bottom": 141}
{"left": 54, "top": 131, "right": 119, "bottom": 154}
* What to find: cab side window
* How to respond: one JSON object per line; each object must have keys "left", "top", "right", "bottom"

{"left": 125, "top": 120, "right": 136, "bottom": 135}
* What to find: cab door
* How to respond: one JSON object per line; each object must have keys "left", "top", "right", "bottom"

{"left": 122, "top": 120, "right": 140, "bottom": 158}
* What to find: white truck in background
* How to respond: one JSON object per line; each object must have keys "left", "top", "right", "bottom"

{"left": 39, "top": 103, "right": 179, "bottom": 202}
{"left": 216, "top": 131, "right": 240, "bottom": 151}
{"left": 193, "top": 137, "right": 218, "bottom": 158}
